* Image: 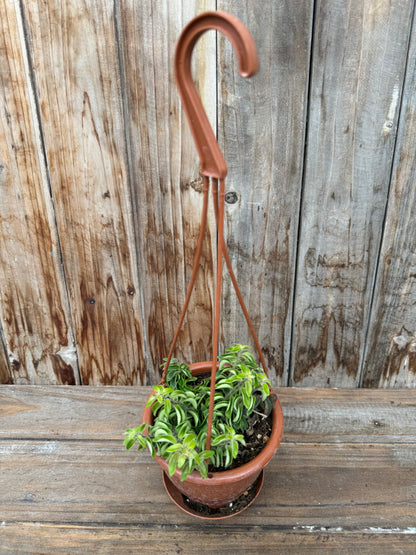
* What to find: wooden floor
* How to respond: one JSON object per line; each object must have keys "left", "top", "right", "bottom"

{"left": 1, "top": 386, "right": 415, "bottom": 554}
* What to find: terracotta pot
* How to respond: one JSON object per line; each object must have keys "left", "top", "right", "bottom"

{"left": 142, "top": 361, "right": 284, "bottom": 509}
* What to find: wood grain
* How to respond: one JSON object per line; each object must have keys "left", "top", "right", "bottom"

{"left": 22, "top": 0, "right": 146, "bottom": 384}
{"left": 1, "top": 385, "right": 415, "bottom": 442}
{"left": 0, "top": 1, "right": 78, "bottom": 384}
{"left": 0, "top": 330, "right": 11, "bottom": 383}
{"left": 216, "top": 1, "right": 314, "bottom": 386}
{"left": 291, "top": 0, "right": 415, "bottom": 387}
{"left": 362, "top": 15, "right": 416, "bottom": 388}
{"left": 0, "top": 386, "right": 415, "bottom": 553}
{"left": 0, "top": 524, "right": 415, "bottom": 555}
{"left": 118, "top": 0, "right": 216, "bottom": 379}
{"left": 1, "top": 0, "right": 416, "bottom": 389}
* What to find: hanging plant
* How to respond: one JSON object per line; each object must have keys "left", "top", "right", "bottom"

{"left": 124, "top": 344, "right": 276, "bottom": 481}
{"left": 125, "top": 11, "right": 284, "bottom": 518}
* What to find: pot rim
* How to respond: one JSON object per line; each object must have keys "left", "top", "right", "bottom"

{"left": 142, "top": 360, "right": 284, "bottom": 484}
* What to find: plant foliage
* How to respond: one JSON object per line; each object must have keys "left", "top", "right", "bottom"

{"left": 124, "top": 344, "right": 273, "bottom": 481}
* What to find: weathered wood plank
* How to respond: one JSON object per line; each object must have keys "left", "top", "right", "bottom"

{"left": 22, "top": 0, "right": 146, "bottom": 384}
{"left": 1, "top": 440, "right": 415, "bottom": 526}
{"left": 0, "top": 386, "right": 415, "bottom": 553}
{"left": 1, "top": 520, "right": 414, "bottom": 555}
{"left": 0, "top": 361, "right": 10, "bottom": 384}
{"left": 362, "top": 15, "right": 416, "bottom": 388}
{"left": 0, "top": 385, "right": 147, "bottom": 439}
{"left": 216, "top": 1, "right": 313, "bottom": 386}
{"left": 291, "top": 0, "right": 415, "bottom": 387}
{"left": 0, "top": 524, "right": 415, "bottom": 555}
{"left": 0, "top": 329, "right": 11, "bottom": 383}
{"left": 0, "top": 1, "right": 78, "bottom": 384}
{"left": 1, "top": 441, "right": 416, "bottom": 539}
{"left": 1, "top": 385, "right": 415, "bottom": 442}
{"left": 118, "top": 1, "right": 217, "bottom": 380}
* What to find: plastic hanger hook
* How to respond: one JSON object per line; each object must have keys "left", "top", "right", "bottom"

{"left": 174, "top": 11, "right": 258, "bottom": 179}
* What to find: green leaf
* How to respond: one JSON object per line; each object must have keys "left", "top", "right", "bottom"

{"left": 198, "top": 461, "right": 208, "bottom": 479}
{"left": 151, "top": 400, "right": 162, "bottom": 414}
{"left": 168, "top": 455, "right": 177, "bottom": 477}
{"left": 215, "top": 383, "right": 232, "bottom": 390}
{"left": 242, "top": 390, "right": 251, "bottom": 410}
{"left": 155, "top": 434, "right": 176, "bottom": 444}
{"left": 231, "top": 440, "right": 239, "bottom": 459}
{"left": 237, "top": 435, "right": 246, "bottom": 446}
{"left": 225, "top": 448, "right": 231, "bottom": 467}
{"left": 180, "top": 464, "right": 192, "bottom": 482}
{"left": 183, "top": 433, "right": 196, "bottom": 449}
{"left": 211, "top": 434, "right": 226, "bottom": 446}
{"left": 218, "top": 359, "right": 231, "bottom": 372}
{"left": 137, "top": 436, "right": 146, "bottom": 449}
{"left": 144, "top": 437, "right": 155, "bottom": 457}
{"left": 262, "top": 382, "right": 270, "bottom": 397}
{"left": 189, "top": 409, "right": 199, "bottom": 427}
{"left": 238, "top": 417, "right": 248, "bottom": 433}
{"left": 166, "top": 443, "right": 182, "bottom": 452}
{"left": 164, "top": 398, "right": 171, "bottom": 418}
{"left": 124, "top": 438, "right": 136, "bottom": 450}
{"left": 244, "top": 352, "right": 256, "bottom": 364}
{"left": 233, "top": 403, "right": 242, "bottom": 422}
{"left": 174, "top": 406, "right": 182, "bottom": 425}
{"left": 187, "top": 398, "right": 198, "bottom": 410}
{"left": 153, "top": 423, "right": 172, "bottom": 436}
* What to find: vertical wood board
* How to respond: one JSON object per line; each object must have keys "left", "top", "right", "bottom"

{"left": 22, "top": 0, "right": 146, "bottom": 384}
{"left": 0, "top": 327, "right": 11, "bottom": 383}
{"left": 217, "top": 0, "right": 314, "bottom": 385}
{"left": 362, "top": 13, "right": 416, "bottom": 388}
{"left": 291, "top": 0, "right": 414, "bottom": 387}
{"left": 0, "top": 0, "right": 78, "bottom": 384}
{"left": 119, "top": 0, "right": 216, "bottom": 381}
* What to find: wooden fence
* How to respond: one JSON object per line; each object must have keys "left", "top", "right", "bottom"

{"left": 0, "top": 0, "right": 415, "bottom": 387}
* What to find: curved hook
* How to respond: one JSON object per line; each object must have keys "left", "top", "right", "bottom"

{"left": 174, "top": 11, "right": 258, "bottom": 179}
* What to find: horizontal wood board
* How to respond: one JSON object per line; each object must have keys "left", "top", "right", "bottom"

{"left": 0, "top": 386, "right": 415, "bottom": 553}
